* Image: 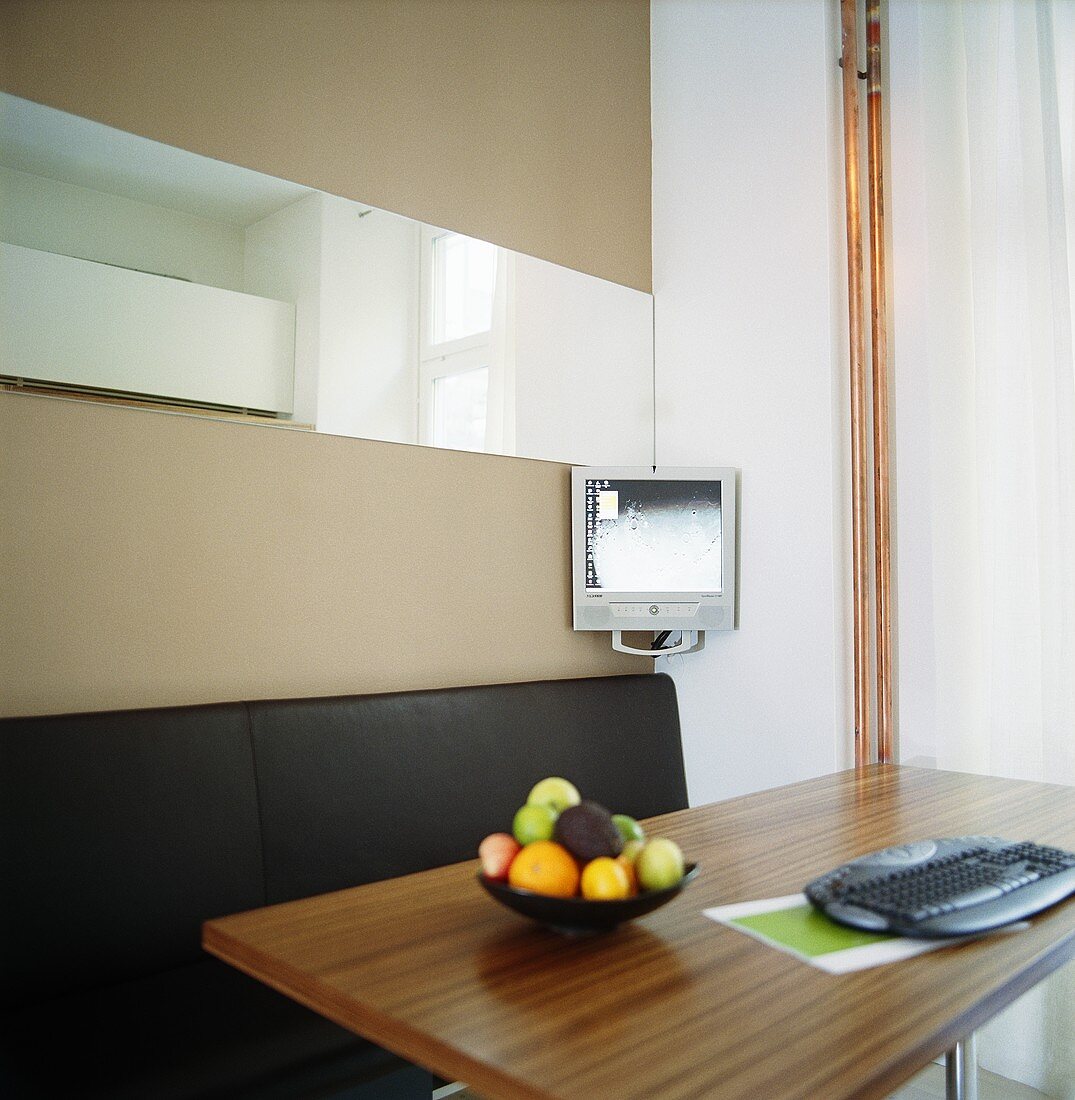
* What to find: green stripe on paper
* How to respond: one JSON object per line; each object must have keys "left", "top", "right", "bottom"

{"left": 731, "top": 904, "right": 896, "bottom": 957}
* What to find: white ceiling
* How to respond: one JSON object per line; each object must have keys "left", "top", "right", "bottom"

{"left": 0, "top": 93, "right": 314, "bottom": 227}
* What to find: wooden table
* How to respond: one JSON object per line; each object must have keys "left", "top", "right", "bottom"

{"left": 203, "top": 766, "right": 1075, "bottom": 1100}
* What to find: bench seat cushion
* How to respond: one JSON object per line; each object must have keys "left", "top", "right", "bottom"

{"left": 251, "top": 675, "right": 688, "bottom": 903}
{"left": 0, "top": 959, "right": 428, "bottom": 1099}
{"left": 0, "top": 703, "right": 265, "bottom": 1009}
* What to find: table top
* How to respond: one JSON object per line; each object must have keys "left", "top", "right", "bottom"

{"left": 203, "top": 765, "right": 1075, "bottom": 1100}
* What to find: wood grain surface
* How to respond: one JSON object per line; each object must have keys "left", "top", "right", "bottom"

{"left": 203, "top": 766, "right": 1075, "bottom": 1100}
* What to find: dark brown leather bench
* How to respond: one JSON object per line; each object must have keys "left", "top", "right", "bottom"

{"left": 1, "top": 674, "right": 687, "bottom": 1098}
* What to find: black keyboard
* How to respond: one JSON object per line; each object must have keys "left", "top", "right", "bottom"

{"left": 805, "top": 837, "right": 1075, "bottom": 938}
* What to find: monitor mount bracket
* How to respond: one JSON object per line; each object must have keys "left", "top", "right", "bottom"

{"left": 612, "top": 630, "right": 706, "bottom": 658}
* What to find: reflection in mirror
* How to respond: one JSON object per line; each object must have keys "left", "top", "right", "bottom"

{"left": 0, "top": 93, "right": 653, "bottom": 466}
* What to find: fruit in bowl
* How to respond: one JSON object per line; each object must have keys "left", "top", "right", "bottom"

{"left": 637, "top": 837, "right": 686, "bottom": 891}
{"left": 613, "top": 813, "right": 646, "bottom": 844}
{"left": 477, "top": 777, "right": 696, "bottom": 933}
{"left": 580, "top": 856, "right": 631, "bottom": 901}
{"left": 508, "top": 840, "right": 580, "bottom": 898}
{"left": 478, "top": 833, "right": 521, "bottom": 882}
{"left": 527, "top": 776, "right": 581, "bottom": 814}
{"left": 512, "top": 803, "right": 557, "bottom": 846}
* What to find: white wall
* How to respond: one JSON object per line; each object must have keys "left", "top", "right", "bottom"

{"left": 0, "top": 164, "right": 245, "bottom": 290}
{"left": 244, "top": 193, "right": 324, "bottom": 426}
{"left": 651, "top": 0, "right": 850, "bottom": 805}
{"left": 317, "top": 200, "right": 419, "bottom": 443}
{"left": 513, "top": 255, "right": 653, "bottom": 466}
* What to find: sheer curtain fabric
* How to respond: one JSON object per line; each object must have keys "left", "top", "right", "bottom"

{"left": 889, "top": 1, "right": 1075, "bottom": 1092}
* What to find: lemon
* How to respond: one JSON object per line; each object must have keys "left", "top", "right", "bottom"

{"left": 580, "top": 856, "right": 631, "bottom": 900}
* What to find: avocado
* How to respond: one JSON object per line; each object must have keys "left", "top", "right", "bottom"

{"left": 553, "top": 801, "right": 624, "bottom": 862}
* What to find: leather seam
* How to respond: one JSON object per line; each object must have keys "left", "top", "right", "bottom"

{"left": 245, "top": 702, "right": 269, "bottom": 908}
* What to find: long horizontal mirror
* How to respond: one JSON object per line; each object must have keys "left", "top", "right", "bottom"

{"left": 0, "top": 92, "right": 653, "bottom": 466}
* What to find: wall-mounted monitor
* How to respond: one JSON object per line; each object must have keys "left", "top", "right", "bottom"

{"left": 572, "top": 466, "right": 737, "bottom": 637}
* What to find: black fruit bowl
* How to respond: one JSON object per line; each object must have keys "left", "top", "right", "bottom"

{"left": 478, "top": 863, "right": 699, "bottom": 934}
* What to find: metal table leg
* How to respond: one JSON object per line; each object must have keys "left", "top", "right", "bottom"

{"left": 945, "top": 1034, "right": 978, "bottom": 1100}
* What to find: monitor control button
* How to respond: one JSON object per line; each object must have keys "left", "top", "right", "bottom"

{"left": 608, "top": 603, "right": 706, "bottom": 619}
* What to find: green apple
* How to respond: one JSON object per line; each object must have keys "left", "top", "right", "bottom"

{"left": 512, "top": 802, "right": 557, "bottom": 846}
{"left": 612, "top": 814, "right": 645, "bottom": 844}
{"left": 636, "top": 837, "right": 685, "bottom": 891}
{"left": 526, "top": 776, "right": 581, "bottom": 815}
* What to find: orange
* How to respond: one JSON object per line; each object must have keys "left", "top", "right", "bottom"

{"left": 508, "top": 841, "right": 580, "bottom": 898}
{"left": 580, "top": 856, "right": 631, "bottom": 901}
{"left": 615, "top": 853, "right": 640, "bottom": 896}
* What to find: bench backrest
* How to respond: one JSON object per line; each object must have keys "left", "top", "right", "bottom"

{"left": 1, "top": 674, "right": 686, "bottom": 1008}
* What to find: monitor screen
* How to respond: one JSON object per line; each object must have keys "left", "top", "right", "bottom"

{"left": 583, "top": 478, "right": 723, "bottom": 593}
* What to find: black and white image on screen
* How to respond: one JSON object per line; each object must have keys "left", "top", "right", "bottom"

{"left": 584, "top": 479, "right": 723, "bottom": 593}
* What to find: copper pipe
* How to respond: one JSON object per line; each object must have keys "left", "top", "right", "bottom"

{"left": 841, "top": 0, "right": 871, "bottom": 767}
{"left": 866, "top": 0, "right": 894, "bottom": 764}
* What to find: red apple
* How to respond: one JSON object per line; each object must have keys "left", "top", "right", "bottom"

{"left": 479, "top": 833, "right": 521, "bottom": 881}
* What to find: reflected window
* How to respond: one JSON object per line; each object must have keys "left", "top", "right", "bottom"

{"left": 420, "top": 228, "right": 507, "bottom": 453}
{"left": 432, "top": 233, "right": 497, "bottom": 343}
{"left": 433, "top": 365, "right": 488, "bottom": 452}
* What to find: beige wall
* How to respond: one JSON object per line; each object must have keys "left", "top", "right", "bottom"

{"left": 0, "top": 394, "right": 647, "bottom": 718}
{"left": 0, "top": 0, "right": 651, "bottom": 292}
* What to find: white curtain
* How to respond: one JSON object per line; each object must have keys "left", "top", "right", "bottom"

{"left": 889, "top": 0, "right": 1075, "bottom": 1093}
